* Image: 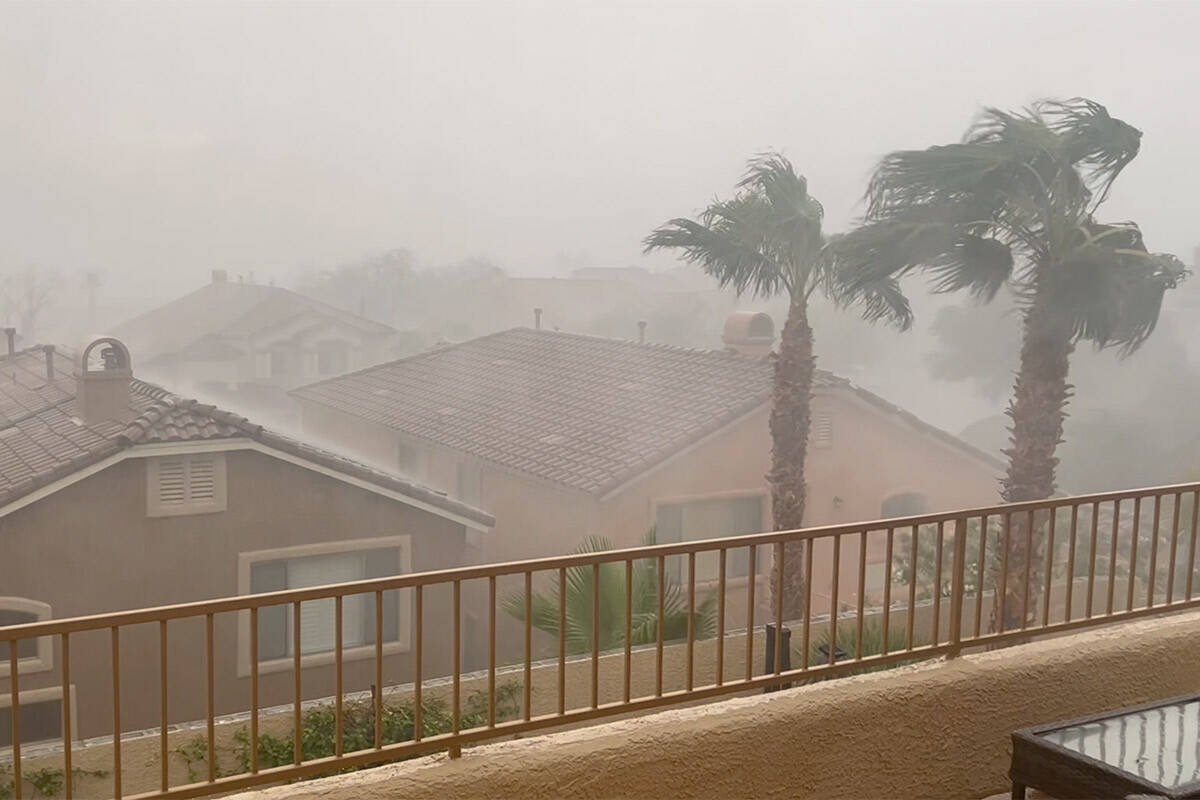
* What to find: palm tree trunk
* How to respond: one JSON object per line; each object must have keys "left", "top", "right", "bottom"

{"left": 994, "top": 280, "right": 1074, "bottom": 631}
{"left": 769, "top": 293, "right": 815, "bottom": 621}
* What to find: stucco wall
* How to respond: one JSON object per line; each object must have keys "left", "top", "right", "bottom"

{"left": 0, "top": 449, "right": 472, "bottom": 739}
{"left": 226, "top": 609, "right": 1200, "bottom": 800}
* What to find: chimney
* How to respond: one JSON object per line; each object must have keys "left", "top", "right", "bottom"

{"left": 212, "top": 269, "right": 228, "bottom": 284}
{"left": 534, "top": 308, "right": 543, "bottom": 330}
{"left": 722, "top": 312, "right": 776, "bottom": 359}
{"left": 44, "top": 345, "right": 55, "bottom": 380}
{"left": 637, "top": 321, "right": 647, "bottom": 344}
{"left": 4, "top": 328, "right": 14, "bottom": 357}
{"left": 76, "top": 338, "right": 135, "bottom": 424}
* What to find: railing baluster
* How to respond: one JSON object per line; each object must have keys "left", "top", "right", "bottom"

{"left": 1188, "top": 490, "right": 1200, "bottom": 601}
{"left": 250, "top": 608, "right": 259, "bottom": 774}
{"left": 159, "top": 619, "right": 168, "bottom": 791}
{"left": 1147, "top": 495, "right": 1162, "bottom": 607}
{"left": 489, "top": 576, "right": 497, "bottom": 727}
{"left": 827, "top": 537, "right": 838, "bottom": 666}
{"left": 524, "top": 572, "right": 533, "bottom": 720}
{"left": 1042, "top": 507, "right": 1057, "bottom": 628}
{"left": 906, "top": 525, "right": 918, "bottom": 649}
{"left": 1128, "top": 497, "right": 1142, "bottom": 612}
{"left": 374, "top": 591, "right": 383, "bottom": 748}
{"left": 686, "top": 552, "right": 696, "bottom": 691}
{"left": 335, "top": 595, "right": 344, "bottom": 757}
{"left": 624, "top": 560, "right": 633, "bottom": 701}
{"left": 1065, "top": 505, "right": 1078, "bottom": 623}
{"left": 590, "top": 563, "right": 599, "bottom": 710}
{"left": 208, "top": 612, "right": 217, "bottom": 779}
{"left": 1087, "top": 502, "right": 1099, "bottom": 618}
{"left": 62, "top": 633, "right": 71, "bottom": 800}
{"left": 292, "top": 603, "right": 302, "bottom": 765}
{"left": 774, "top": 541, "right": 785, "bottom": 675}
{"left": 557, "top": 568, "right": 566, "bottom": 716}
{"left": 1107, "top": 499, "right": 1122, "bottom": 614}
{"left": 451, "top": 580, "right": 461, "bottom": 758}
{"left": 932, "top": 522, "right": 944, "bottom": 643}
{"left": 656, "top": 554, "right": 665, "bottom": 696}
{"left": 716, "top": 549, "right": 726, "bottom": 686}
{"left": 801, "top": 536, "right": 812, "bottom": 669}
{"left": 745, "top": 544, "right": 755, "bottom": 682}
{"left": 413, "top": 587, "right": 423, "bottom": 740}
{"left": 10, "top": 631, "right": 21, "bottom": 800}
{"left": 855, "top": 531, "right": 867, "bottom": 660}
{"left": 975, "top": 515, "right": 988, "bottom": 637}
{"left": 881, "top": 527, "right": 893, "bottom": 656}
{"left": 1022, "top": 510, "right": 1034, "bottom": 630}
{"left": 112, "top": 626, "right": 122, "bottom": 799}
{"left": 998, "top": 515, "right": 1010, "bottom": 633}
{"left": 1167, "top": 493, "right": 1182, "bottom": 604}
{"left": 948, "top": 517, "right": 968, "bottom": 653}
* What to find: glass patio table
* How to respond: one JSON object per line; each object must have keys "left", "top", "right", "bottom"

{"left": 1011, "top": 695, "right": 1200, "bottom": 799}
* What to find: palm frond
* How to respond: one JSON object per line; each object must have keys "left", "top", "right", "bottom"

{"left": 1040, "top": 98, "right": 1142, "bottom": 204}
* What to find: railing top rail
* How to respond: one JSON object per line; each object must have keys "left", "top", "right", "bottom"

{"left": 3, "top": 480, "right": 1197, "bottom": 642}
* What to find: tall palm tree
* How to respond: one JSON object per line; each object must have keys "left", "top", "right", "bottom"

{"left": 644, "top": 153, "right": 912, "bottom": 620}
{"left": 502, "top": 530, "right": 716, "bottom": 654}
{"left": 835, "top": 99, "right": 1186, "bottom": 629}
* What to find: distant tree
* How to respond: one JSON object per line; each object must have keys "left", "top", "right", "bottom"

{"left": 1, "top": 268, "right": 58, "bottom": 341}
{"left": 502, "top": 530, "right": 715, "bottom": 654}
{"left": 836, "top": 99, "right": 1187, "bottom": 630}
{"left": 645, "top": 153, "right": 912, "bottom": 620}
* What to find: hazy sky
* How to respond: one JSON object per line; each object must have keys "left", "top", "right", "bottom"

{"left": 2, "top": 0, "right": 1197, "bottom": 298}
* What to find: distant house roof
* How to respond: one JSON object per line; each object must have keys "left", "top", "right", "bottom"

{"left": 0, "top": 345, "right": 493, "bottom": 528}
{"left": 292, "top": 328, "right": 1002, "bottom": 496}
{"left": 110, "top": 277, "right": 395, "bottom": 364}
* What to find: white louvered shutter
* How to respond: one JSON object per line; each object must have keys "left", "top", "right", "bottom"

{"left": 189, "top": 456, "right": 217, "bottom": 503}
{"left": 290, "top": 554, "right": 365, "bottom": 655}
{"left": 157, "top": 459, "right": 188, "bottom": 508}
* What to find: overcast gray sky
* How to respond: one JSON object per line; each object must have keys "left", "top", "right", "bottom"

{"left": 2, "top": 0, "right": 1197, "bottom": 298}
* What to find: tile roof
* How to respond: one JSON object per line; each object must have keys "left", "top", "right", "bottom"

{"left": 0, "top": 345, "right": 492, "bottom": 526}
{"left": 293, "top": 328, "right": 1003, "bottom": 496}
{"left": 111, "top": 280, "right": 395, "bottom": 364}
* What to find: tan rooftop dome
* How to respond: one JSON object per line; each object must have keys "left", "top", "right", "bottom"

{"left": 722, "top": 312, "right": 775, "bottom": 358}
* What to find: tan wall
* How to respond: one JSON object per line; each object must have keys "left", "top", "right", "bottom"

{"left": 224, "top": 609, "right": 1200, "bottom": 800}
{"left": 0, "top": 449, "right": 472, "bottom": 739}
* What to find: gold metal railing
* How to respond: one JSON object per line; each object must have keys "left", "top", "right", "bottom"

{"left": 3, "top": 482, "right": 1200, "bottom": 799}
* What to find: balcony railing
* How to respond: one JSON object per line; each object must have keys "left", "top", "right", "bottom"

{"left": 3, "top": 482, "right": 1200, "bottom": 799}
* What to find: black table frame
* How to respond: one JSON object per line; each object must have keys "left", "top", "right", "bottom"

{"left": 1011, "top": 694, "right": 1200, "bottom": 799}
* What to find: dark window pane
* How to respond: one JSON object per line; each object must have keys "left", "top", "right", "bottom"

{"left": 0, "top": 609, "right": 40, "bottom": 661}
{"left": 364, "top": 549, "right": 402, "bottom": 644}
{"left": 882, "top": 493, "right": 929, "bottom": 519}
{"left": 251, "top": 561, "right": 289, "bottom": 661}
{"left": 0, "top": 698, "right": 62, "bottom": 747}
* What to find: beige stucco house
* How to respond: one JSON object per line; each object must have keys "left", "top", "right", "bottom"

{"left": 291, "top": 314, "right": 1005, "bottom": 633}
{"left": 0, "top": 338, "right": 492, "bottom": 744}
{"left": 110, "top": 271, "right": 400, "bottom": 424}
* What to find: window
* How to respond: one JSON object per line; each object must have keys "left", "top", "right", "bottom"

{"left": 316, "top": 341, "right": 350, "bottom": 376}
{"left": 0, "top": 686, "right": 72, "bottom": 747}
{"left": 456, "top": 462, "right": 482, "bottom": 506}
{"left": 655, "top": 495, "right": 764, "bottom": 583}
{"left": 881, "top": 492, "right": 929, "bottom": 519}
{"left": 0, "top": 598, "right": 53, "bottom": 676}
{"left": 147, "top": 454, "right": 227, "bottom": 517}
{"left": 811, "top": 412, "right": 833, "bottom": 448}
{"left": 240, "top": 538, "right": 411, "bottom": 671}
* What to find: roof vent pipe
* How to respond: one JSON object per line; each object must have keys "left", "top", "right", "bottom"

{"left": 4, "top": 328, "right": 14, "bottom": 357}
{"left": 638, "top": 321, "right": 646, "bottom": 344}
{"left": 534, "top": 308, "right": 543, "bottom": 330}
{"left": 43, "top": 345, "right": 55, "bottom": 380}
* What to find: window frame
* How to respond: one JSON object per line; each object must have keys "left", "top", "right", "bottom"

{"left": 236, "top": 536, "right": 412, "bottom": 677}
{"left": 0, "top": 597, "right": 53, "bottom": 677}
{"left": 651, "top": 490, "right": 768, "bottom": 586}
{"left": 146, "top": 453, "right": 228, "bottom": 517}
{"left": 0, "top": 684, "right": 76, "bottom": 750}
